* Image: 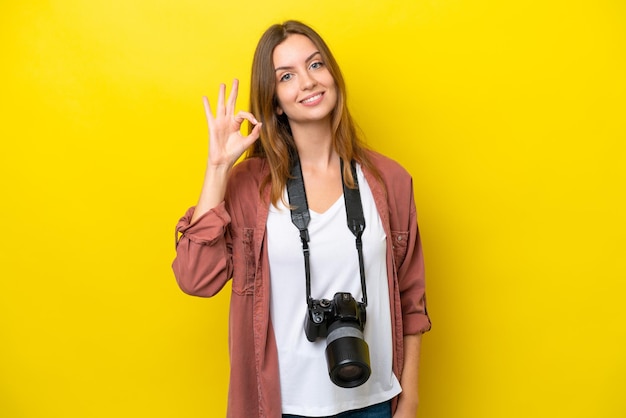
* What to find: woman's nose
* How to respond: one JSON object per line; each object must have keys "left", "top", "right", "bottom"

{"left": 300, "top": 72, "right": 316, "bottom": 90}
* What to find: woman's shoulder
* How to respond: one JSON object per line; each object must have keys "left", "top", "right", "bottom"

{"left": 230, "top": 157, "right": 268, "bottom": 181}
{"left": 364, "top": 149, "right": 412, "bottom": 181}
{"left": 225, "top": 157, "right": 269, "bottom": 208}
{"left": 225, "top": 157, "right": 268, "bottom": 200}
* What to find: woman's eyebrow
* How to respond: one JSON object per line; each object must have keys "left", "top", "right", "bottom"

{"left": 274, "top": 51, "right": 321, "bottom": 72}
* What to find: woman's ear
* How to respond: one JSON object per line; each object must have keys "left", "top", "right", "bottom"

{"left": 276, "top": 106, "right": 284, "bottom": 115}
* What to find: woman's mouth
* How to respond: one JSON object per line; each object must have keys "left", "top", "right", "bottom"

{"left": 300, "top": 92, "right": 324, "bottom": 105}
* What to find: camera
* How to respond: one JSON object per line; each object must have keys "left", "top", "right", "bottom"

{"left": 304, "top": 292, "right": 371, "bottom": 388}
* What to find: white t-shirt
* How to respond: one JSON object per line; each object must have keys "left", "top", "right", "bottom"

{"left": 267, "top": 165, "right": 401, "bottom": 416}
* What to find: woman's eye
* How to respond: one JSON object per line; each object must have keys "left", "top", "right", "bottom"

{"left": 310, "top": 61, "right": 324, "bottom": 70}
{"left": 280, "top": 73, "right": 293, "bottom": 82}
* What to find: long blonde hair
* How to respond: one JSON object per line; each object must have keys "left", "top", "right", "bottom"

{"left": 247, "top": 20, "right": 379, "bottom": 205}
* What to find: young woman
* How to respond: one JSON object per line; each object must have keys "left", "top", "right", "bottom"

{"left": 172, "top": 21, "right": 431, "bottom": 418}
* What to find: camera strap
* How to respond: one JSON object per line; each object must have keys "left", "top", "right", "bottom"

{"left": 287, "top": 155, "right": 368, "bottom": 307}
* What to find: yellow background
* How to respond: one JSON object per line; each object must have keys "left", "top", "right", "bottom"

{"left": 1, "top": 0, "right": 625, "bottom": 417}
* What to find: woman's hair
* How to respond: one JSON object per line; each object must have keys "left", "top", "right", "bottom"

{"left": 246, "top": 20, "right": 379, "bottom": 206}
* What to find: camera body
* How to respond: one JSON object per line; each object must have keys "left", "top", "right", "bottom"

{"left": 304, "top": 292, "right": 366, "bottom": 341}
{"left": 304, "top": 292, "right": 371, "bottom": 388}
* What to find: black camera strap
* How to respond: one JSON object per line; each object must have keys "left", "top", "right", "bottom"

{"left": 287, "top": 156, "right": 368, "bottom": 308}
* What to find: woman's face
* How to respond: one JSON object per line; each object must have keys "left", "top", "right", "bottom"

{"left": 272, "top": 34, "right": 337, "bottom": 128}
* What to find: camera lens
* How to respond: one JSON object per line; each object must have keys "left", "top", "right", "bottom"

{"left": 337, "top": 364, "right": 363, "bottom": 381}
{"left": 325, "top": 322, "right": 371, "bottom": 388}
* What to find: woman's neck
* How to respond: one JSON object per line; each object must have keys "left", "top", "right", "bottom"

{"left": 291, "top": 121, "right": 336, "bottom": 169}
{"left": 289, "top": 120, "right": 343, "bottom": 214}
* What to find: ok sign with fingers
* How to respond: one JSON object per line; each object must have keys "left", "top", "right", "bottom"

{"left": 191, "top": 79, "right": 262, "bottom": 223}
{"left": 203, "top": 78, "right": 262, "bottom": 169}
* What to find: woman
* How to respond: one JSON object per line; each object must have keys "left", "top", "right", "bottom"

{"left": 172, "top": 21, "right": 430, "bottom": 418}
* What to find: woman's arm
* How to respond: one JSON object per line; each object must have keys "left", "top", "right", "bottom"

{"left": 378, "top": 160, "right": 429, "bottom": 416}
{"left": 172, "top": 80, "right": 261, "bottom": 296}
{"left": 394, "top": 333, "right": 422, "bottom": 417}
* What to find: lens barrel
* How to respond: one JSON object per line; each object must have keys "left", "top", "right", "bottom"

{"left": 325, "top": 321, "right": 371, "bottom": 388}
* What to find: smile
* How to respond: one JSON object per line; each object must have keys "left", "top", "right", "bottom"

{"left": 300, "top": 93, "right": 324, "bottom": 105}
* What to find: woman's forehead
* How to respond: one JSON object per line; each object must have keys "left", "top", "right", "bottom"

{"left": 273, "top": 34, "right": 319, "bottom": 68}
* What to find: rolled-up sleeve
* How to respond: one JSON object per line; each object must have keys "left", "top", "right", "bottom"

{"left": 398, "top": 203, "right": 431, "bottom": 335}
{"left": 390, "top": 174, "right": 431, "bottom": 336}
{"left": 172, "top": 203, "right": 234, "bottom": 297}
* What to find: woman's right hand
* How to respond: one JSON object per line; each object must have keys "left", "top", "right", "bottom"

{"left": 190, "top": 79, "right": 262, "bottom": 223}
{"left": 203, "top": 79, "right": 262, "bottom": 169}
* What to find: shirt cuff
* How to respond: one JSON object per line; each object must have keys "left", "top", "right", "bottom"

{"left": 175, "top": 203, "right": 231, "bottom": 246}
